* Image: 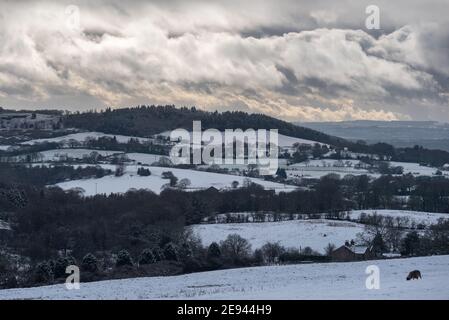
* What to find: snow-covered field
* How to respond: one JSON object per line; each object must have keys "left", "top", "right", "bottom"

{"left": 286, "top": 159, "right": 377, "bottom": 179}
{"left": 192, "top": 209, "right": 449, "bottom": 253}
{"left": 55, "top": 165, "right": 297, "bottom": 195}
{"left": 37, "top": 149, "right": 122, "bottom": 161}
{"left": 22, "top": 131, "right": 151, "bottom": 145}
{"left": 1, "top": 255, "right": 448, "bottom": 299}
{"left": 125, "top": 153, "right": 170, "bottom": 165}
{"left": 191, "top": 219, "right": 364, "bottom": 253}
{"left": 285, "top": 160, "right": 448, "bottom": 179}
{"left": 390, "top": 161, "right": 440, "bottom": 176}
{"left": 349, "top": 210, "right": 449, "bottom": 226}
{"left": 289, "top": 159, "right": 363, "bottom": 168}
{"left": 286, "top": 168, "right": 375, "bottom": 179}
{"left": 275, "top": 133, "right": 325, "bottom": 147}
{"left": 159, "top": 130, "right": 324, "bottom": 147}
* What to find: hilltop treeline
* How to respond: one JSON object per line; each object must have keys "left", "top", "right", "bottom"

{"left": 64, "top": 105, "right": 348, "bottom": 146}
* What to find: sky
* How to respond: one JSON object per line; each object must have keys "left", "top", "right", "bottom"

{"left": 0, "top": 0, "right": 448, "bottom": 122}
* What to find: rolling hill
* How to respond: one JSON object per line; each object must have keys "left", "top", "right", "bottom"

{"left": 1, "top": 255, "right": 448, "bottom": 299}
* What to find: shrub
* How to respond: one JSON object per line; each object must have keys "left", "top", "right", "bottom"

{"left": 207, "top": 242, "right": 221, "bottom": 259}
{"left": 81, "top": 253, "right": 98, "bottom": 272}
{"left": 253, "top": 249, "right": 264, "bottom": 264}
{"left": 261, "top": 242, "right": 285, "bottom": 264}
{"left": 163, "top": 242, "right": 179, "bottom": 261}
{"left": 116, "top": 250, "right": 133, "bottom": 267}
{"left": 182, "top": 257, "right": 203, "bottom": 273}
{"left": 138, "top": 249, "right": 155, "bottom": 265}
{"left": 137, "top": 167, "right": 151, "bottom": 176}
{"left": 53, "top": 256, "right": 76, "bottom": 278}
{"left": 34, "top": 261, "right": 53, "bottom": 283}
{"left": 152, "top": 247, "right": 165, "bottom": 262}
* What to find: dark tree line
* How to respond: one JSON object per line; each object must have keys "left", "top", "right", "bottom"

{"left": 64, "top": 105, "right": 347, "bottom": 147}
{"left": 0, "top": 163, "right": 111, "bottom": 186}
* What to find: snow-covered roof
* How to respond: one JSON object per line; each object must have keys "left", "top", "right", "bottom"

{"left": 0, "top": 219, "right": 11, "bottom": 230}
{"left": 382, "top": 253, "right": 401, "bottom": 258}
{"left": 342, "top": 245, "right": 369, "bottom": 254}
{"left": 352, "top": 246, "right": 368, "bottom": 254}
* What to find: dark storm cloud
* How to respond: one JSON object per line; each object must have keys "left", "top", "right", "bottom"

{"left": 0, "top": 0, "right": 448, "bottom": 121}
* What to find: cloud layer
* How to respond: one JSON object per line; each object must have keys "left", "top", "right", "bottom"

{"left": 0, "top": 0, "right": 448, "bottom": 121}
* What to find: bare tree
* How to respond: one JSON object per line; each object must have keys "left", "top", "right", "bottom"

{"left": 324, "top": 243, "right": 336, "bottom": 256}
{"left": 220, "top": 234, "right": 252, "bottom": 262}
{"left": 261, "top": 242, "right": 285, "bottom": 264}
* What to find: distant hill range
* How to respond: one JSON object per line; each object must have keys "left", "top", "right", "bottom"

{"left": 299, "top": 120, "right": 449, "bottom": 152}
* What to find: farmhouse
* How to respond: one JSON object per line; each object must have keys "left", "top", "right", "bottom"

{"left": 331, "top": 245, "right": 374, "bottom": 262}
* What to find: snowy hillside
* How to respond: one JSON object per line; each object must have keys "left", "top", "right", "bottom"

{"left": 38, "top": 149, "right": 122, "bottom": 161}
{"left": 0, "top": 145, "right": 11, "bottom": 151}
{"left": 55, "top": 165, "right": 297, "bottom": 195}
{"left": 159, "top": 130, "right": 324, "bottom": 147}
{"left": 286, "top": 161, "right": 375, "bottom": 179}
{"left": 349, "top": 210, "right": 449, "bottom": 226}
{"left": 1, "top": 255, "right": 448, "bottom": 299}
{"left": 125, "top": 153, "right": 169, "bottom": 165}
{"left": 389, "top": 161, "right": 440, "bottom": 176}
{"left": 22, "top": 131, "right": 151, "bottom": 145}
{"left": 191, "top": 219, "right": 364, "bottom": 254}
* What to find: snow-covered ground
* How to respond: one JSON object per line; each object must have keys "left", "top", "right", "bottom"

{"left": 349, "top": 210, "right": 449, "bottom": 227}
{"left": 275, "top": 133, "right": 325, "bottom": 147}
{"left": 390, "top": 161, "right": 440, "bottom": 176}
{"left": 285, "top": 159, "right": 447, "bottom": 179}
{"left": 125, "top": 153, "right": 170, "bottom": 165}
{"left": 0, "top": 219, "right": 10, "bottom": 230}
{"left": 22, "top": 131, "right": 152, "bottom": 145}
{"left": 191, "top": 219, "right": 364, "bottom": 253}
{"left": 0, "top": 145, "right": 11, "bottom": 151}
{"left": 289, "top": 159, "right": 363, "bottom": 168}
{"left": 3, "top": 149, "right": 123, "bottom": 163}
{"left": 1, "top": 255, "right": 448, "bottom": 299}
{"left": 55, "top": 165, "right": 297, "bottom": 195}
{"left": 37, "top": 149, "right": 122, "bottom": 161}
{"left": 285, "top": 159, "right": 377, "bottom": 179}
{"left": 159, "top": 130, "right": 324, "bottom": 147}
{"left": 287, "top": 169, "right": 372, "bottom": 180}
{"left": 286, "top": 168, "right": 375, "bottom": 179}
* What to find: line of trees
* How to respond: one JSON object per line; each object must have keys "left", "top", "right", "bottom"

{"left": 0, "top": 232, "right": 330, "bottom": 289}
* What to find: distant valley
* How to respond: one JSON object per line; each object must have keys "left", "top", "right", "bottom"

{"left": 299, "top": 121, "right": 449, "bottom": 152}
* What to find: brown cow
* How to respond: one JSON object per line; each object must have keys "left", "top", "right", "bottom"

{"left": 406, "top": 270, "right": 422, "bottom": 280}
